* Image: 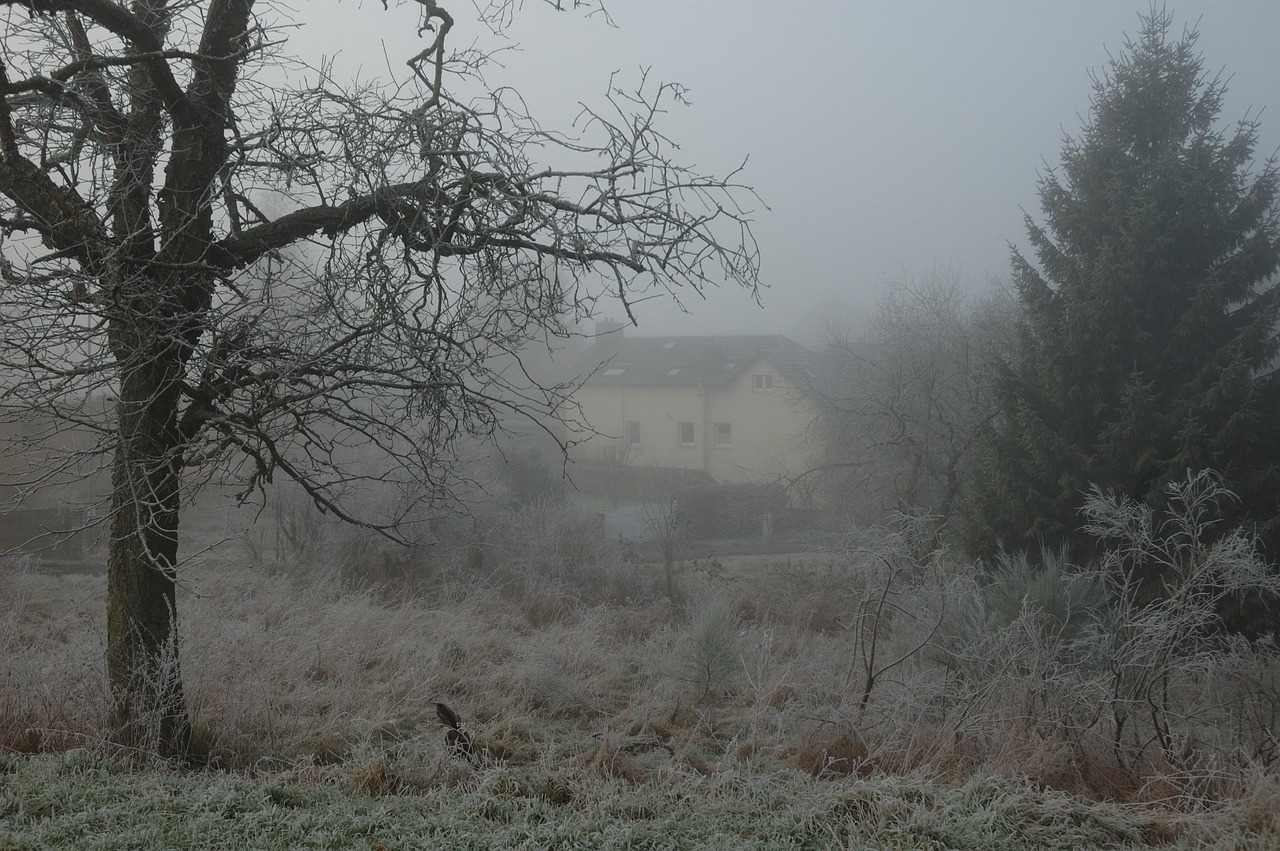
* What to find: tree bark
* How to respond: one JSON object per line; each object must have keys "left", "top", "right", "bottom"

{"left": 106, "top": 327, "right": 191, "bottom": 758}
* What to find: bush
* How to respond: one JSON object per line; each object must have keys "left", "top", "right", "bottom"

{"left": 492, "top": 445, "right": 566, "bottom": 508}
{"left": 979, "top": 547, "right": 1107, "bottom": 642}
{"left": 662, "top": 591, "right": 745, "bottom": 703}
{"left": 1078, "top": 469, "right": 1280, "bottom": 768}
{"left": 676, "top": 483, "right": 787, "bottom": 538}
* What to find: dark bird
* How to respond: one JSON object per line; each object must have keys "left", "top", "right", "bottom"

{"left": 434, "top": 701, "right": 478, "bottom": 765}
{"left": 434, "top": 701, "right": 462, "bottom": 730}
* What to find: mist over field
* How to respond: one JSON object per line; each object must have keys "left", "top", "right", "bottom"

{"left": 3, "top": 1, "right": 1280, "bottom": 848}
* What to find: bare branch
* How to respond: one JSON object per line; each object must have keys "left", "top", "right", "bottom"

{"left": 0, "top": 0, "right": 760, "bottom": 757}
{"left": 3, "top": 0, "right": 191, "bottom": 117}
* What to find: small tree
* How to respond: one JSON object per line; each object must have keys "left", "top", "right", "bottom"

{"left": 637, "top": 471, "right": 688, "bottom": 599}
{"left": 968, "top": 11, "right": 1280, "bottom": 560}
{"left": 0, "top": 0, "right": 759, "bottom": 756}
{"left": 804, "top": 270, "right": 1012, "bottom": 535}
{"left": 597, "top": 437, "right": 641, "bottom": 509}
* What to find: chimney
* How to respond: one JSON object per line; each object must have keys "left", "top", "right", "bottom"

{"left": 592, "top": 318, "right": 625, "bottom": 341}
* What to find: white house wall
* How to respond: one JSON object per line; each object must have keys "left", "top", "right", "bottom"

{"left": 570, "top": 356, "right": 819, "bottom": 486}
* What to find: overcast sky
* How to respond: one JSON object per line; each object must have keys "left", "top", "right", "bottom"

{"left": 295, "top": 1, "right": 1280, "bottom": 342}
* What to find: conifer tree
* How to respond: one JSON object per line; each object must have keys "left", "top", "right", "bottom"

{"left": 967, "top": 12, "right": 1280, "bottom": 561}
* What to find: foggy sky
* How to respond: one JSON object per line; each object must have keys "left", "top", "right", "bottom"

{"left": 294, "top": 1, "right": 1280, "bottom": 343}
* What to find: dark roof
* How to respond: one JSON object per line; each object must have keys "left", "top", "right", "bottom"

{"left": 562, "top": 334, "right": 817, "bottom": 388}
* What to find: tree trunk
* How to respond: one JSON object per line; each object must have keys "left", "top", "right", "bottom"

{"left": 106, "top": 336, "right": 191, "bottom": 759}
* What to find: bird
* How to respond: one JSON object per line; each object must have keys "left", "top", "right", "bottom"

{"left": 433, "top": 701, "right": 478, "bottom": 766}
{"left": 434, "top": 701, "right": 462, "bottom": 730}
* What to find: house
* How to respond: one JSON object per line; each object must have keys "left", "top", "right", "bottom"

{"left": 563, "top": 325, "right": 821, "bottom": 492}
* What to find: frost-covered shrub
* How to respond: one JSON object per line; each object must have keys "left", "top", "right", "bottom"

{"left": 1078, "top": 470, "right": 1280, "bottom": 766}
{"left": 658, "top": 591, "right": 744, "bottom": 703}
{"left": 980, "top": 547, "right": 1107, "bottom": 641}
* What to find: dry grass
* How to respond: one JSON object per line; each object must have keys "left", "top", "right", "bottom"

{"left": 2, "top": 490, "right": 1278, "bottom": 845}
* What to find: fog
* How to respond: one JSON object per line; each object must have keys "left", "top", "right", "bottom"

{"left": 291, "top": 1, "right": 1280, "bottom": 341}
{"left": 6, "top": 3, "right": 1280, "bottom": 817}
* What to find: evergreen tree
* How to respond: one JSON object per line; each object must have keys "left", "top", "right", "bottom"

{"left": 967, "top": 12, "right": 1280, "bottom": 562}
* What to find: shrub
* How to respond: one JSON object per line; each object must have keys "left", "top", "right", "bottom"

{"left": 979, "top": 547, "right": 1107, "bottom": 642}
{"left": 660, "top": 591, "right": 744, "bottom": 703}
{"left": 1078, "top": 469, "right": 1280, "bottom": 769}
{"left": 676, "top": 483, "right": 788, "bottom": 538}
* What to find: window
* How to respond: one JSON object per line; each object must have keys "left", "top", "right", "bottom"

{"left": 752, "top": 373, "right": 774, "bottom": 392}
{"left": 626, "top": 420, "right": 641, "bottom": 447}
{"left": 603, "top": 367, "right": 626, "bottom": 377}
{"left": 713, "top": 422, "right": 732, "bottom": 447}
{"left": 677, "top": 421, "right": 695, "bottom": 446}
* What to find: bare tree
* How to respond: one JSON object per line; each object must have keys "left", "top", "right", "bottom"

{"left": 802, "top": 271, "right": 1012, "bottom": 535}
{"left": 637, "top": 471, "right": 688, "bottom": 599}
{"left": 595, "top": 436, "right": 641, "bottom": 509}
{"left": 0, "top": 0, "right": 759, "bottom": 756}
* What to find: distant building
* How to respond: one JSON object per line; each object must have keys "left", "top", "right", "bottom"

{"left": 0, "top": 395, "right": 113, "bottom": 510}
{"left": 562, "top": 325, "right": 821, "bottom": 490}
{"left": 0, "top": 394, "right": 113, "bottom": 558}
